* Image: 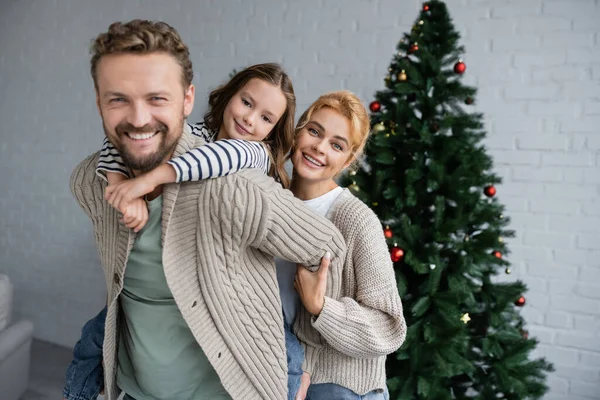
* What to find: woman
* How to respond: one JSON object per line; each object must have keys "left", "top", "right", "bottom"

{"left": 284, "top": 91, "right": 407, "bottom": 400}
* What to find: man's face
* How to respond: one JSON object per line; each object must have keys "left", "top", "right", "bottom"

{"left": 95, "top": 53, "right": 194, "bottom": 174}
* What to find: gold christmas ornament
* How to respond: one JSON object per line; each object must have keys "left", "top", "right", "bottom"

{"left": 372, "top": 122, "right": 386, "bottom": 134}
{"left": 505, "top": 268, "right": 512, "bottom": 274}
{"left": 398, "top": 70, "right": 407, "bottom": 81}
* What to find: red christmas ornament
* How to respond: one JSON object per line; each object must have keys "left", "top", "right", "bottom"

{"left": 423, "top": 4, "right": 430, "bottom": 11}
{"left": 454, "top": 60, "right": 466, "bottom": 75}
{"left": 409, "top": 43, "right": 419, "bottom": 53}
{"left": 369, "top": 101, "right": 381, "bottom": 113}
{"left": 465, "top": 97, "right": 474, "bottom": 105}
{"left": 484, "top": 185, "right": 496, "bottom": 197}
{"left": 492, "top": 251, "right": 502, "bottom": 259}
{"left": 521, "top": 329, "right": 529, "bottom": 340}
{"left": 515, "top": 296, "right": 526, "bottom": 307}
{"left": 391, "top": 247, "right": 404, "bottom": 263}
{"left": 384, "top": 226, "right": 393, "bottom": 238}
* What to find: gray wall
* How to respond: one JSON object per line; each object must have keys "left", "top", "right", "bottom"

{"left": 0, "top": 0, "right": 598, "bottom": 398}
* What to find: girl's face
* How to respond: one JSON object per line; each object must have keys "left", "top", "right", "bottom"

{"left": 291, "top": 107, "right": 355, "bottom": 184}
{"left": 219, "top": 78, "right": 287, "bottom": 141}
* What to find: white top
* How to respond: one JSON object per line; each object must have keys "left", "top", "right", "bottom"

{"left": 275, "top": 186, "right": 344, "bottom": 326}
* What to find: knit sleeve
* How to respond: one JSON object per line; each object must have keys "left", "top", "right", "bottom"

{"left": 167, "top": 140, "right": 271, "bottom": 183}
{"left": 96, "top": 137, "right": 129, "bottom": 180}
{"left": 247, "top": 176, "right": 347, "bottom": 375}
{"left": 310, "top": 208, "right": 407, "bottom": 359}
{"left": 71, "top": 153, "right": 106, "bottom": 220}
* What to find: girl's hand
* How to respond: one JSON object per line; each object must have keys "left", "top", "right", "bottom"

{"left": 294, "top": 252, "right": 330, "bottom": 316}
{"left": 120, "top": 197, "right": 149, "bottom": 232}
{"left": 105, "top": 175, "right": 156, "bottom": 214}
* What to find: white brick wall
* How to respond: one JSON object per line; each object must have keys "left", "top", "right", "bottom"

{"left": 0, "top": 0, "right": 597, "bottom": 398}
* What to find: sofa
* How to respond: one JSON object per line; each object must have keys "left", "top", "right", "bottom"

{"left": 0, "top": 274, "right": 34, "bottom": 400}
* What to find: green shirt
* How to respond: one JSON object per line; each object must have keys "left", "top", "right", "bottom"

{"left": 117, "top": 195, "right": 230, "bottom": 400}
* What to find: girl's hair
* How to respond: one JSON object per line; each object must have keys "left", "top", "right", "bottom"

{"left": 204, "top": 63, "right": 296, "bottom": 188}
{"left": 294, "top": 90, "right": 371, "bottom": 168}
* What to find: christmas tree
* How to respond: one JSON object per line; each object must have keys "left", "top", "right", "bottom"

{"left": 342, "top": 1, "right": 553, "bottom": 399}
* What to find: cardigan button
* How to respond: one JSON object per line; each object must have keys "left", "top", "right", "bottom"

{"left": 191, "top": 300, "right": 197, "bottom": 308}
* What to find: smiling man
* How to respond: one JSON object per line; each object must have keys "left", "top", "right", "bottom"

{"left": 68, "top": 20, "right": 346, "bottom": 400}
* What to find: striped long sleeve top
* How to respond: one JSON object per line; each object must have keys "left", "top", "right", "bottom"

{"left": 97, "top": 121, "right": 271, "bottom": 182}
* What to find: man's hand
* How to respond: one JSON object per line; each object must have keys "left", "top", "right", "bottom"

{"left": 294, "top": 252, "right": 330, "bottom": 316}
{"left": 295, "top": 372, "right": 311, "bottom": 400}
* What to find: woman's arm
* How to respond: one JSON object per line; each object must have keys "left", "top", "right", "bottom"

{"left": 307, "top": 209, "right": 406, "bottom": 359}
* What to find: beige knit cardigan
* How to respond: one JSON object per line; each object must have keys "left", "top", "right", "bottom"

{"left": 70, "top": 127, "right": 346, "bottom": 400}
{"left": 295, "top": 189, "right": 407, "bottom": 395}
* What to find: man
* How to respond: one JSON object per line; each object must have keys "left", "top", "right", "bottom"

{"left": 68, "top": 20, "right": 345, "bottom": 400}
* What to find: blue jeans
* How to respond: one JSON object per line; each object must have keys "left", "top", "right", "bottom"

{"left": 63, "top": 306, "right": 107, "bottom": 400}
{"left": 63, "top": 306, "right": 304, "bottom": 400}
{"left": 285, "top": 320, "right": 304, "bottom": 400}
{"left": 307, "top": 383, "right": 389, "bottom": 400}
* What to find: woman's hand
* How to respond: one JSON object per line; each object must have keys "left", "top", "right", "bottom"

{"left": 294, "top": 252, "right": 330, "bottom": 316}
{"left": 295, "top": 372, "right": 311, "bottom": 400}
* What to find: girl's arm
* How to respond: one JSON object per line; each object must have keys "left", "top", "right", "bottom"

{"left": 167, "top": 139, "right": 270, "bottom": 182}
{"left": 97, "top": 137, "right": 129, "bottom": 180}
{"left": 105, "top": 139, "right": 271, "bottom": 213}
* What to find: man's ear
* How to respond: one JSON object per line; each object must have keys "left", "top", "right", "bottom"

{"left": 183, "top": 84, "right": 195, "bottom": 117}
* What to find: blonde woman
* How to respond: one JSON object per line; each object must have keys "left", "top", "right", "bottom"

{"left": 281, "top": 91, "right": 407, "bottom": 399}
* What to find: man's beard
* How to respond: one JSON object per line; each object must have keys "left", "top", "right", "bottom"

{"left": 104, "top": 114, "right": 183, "bottom": 173}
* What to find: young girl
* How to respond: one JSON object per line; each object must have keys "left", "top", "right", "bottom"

{"left": 63, "top": 63, "right": 305, "bottom": 400}
{"left": 288, "top": 91, "right": 406, "bottom": 399}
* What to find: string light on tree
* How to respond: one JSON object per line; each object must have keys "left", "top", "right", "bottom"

{"left": 505, "top": 267, "right": 512, "bottom": 274}
{"left": 460, "top": 313, "right": 471, "bottom": 324}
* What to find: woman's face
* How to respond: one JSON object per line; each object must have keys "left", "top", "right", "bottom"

{"left": 291, "top": 107, "right": 354, "bottom": 184}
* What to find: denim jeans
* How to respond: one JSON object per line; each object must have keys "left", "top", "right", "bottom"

{"left": 63, "top": 306, "right": 304, "bottom": 400}
{"left": 63, "top": 306, "right": 107, "bottom": 400}
{"left": 307, "top": 383, "right": 390, "bottom": 400}
{"left": 284, "top": 320, "right": 304, "bottom": 400}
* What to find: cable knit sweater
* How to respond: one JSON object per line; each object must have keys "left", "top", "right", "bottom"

{"left": 69, "top": 126, "right": 347, "bottom": 400}
{"left": 295, "top": 189, "right": 407, "bottom": 396}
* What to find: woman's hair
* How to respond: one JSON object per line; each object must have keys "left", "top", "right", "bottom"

{"left": 295, "top": 90, "right": 371, "bottom": 168}
{"left": 90, "top": 20, "right": 193, "bottom": 91}
{"left": 204, "top": 63, "right": 296, "bottom": 188}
